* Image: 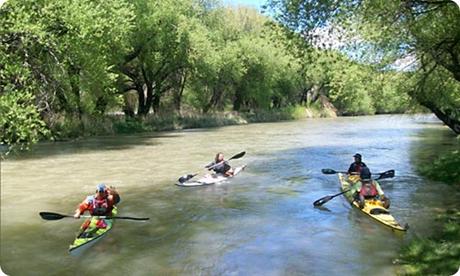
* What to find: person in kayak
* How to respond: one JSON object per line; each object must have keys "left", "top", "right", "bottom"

{"left": 205, "top": 152, "right": 234, "bottom": 176}
{"left": 354, "top": 167, "right": 390, "bottom": 209}
{"left": 73, "top": 184, "right": 120, "bottom": 236}
{"left": 348, "top": 153, "right": 367, "bottom": 175}
{"left": 73, "top": 184, "right": 120, "bottom": 232}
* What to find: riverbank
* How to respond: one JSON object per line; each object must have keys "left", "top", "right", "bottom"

{"left": 398, "top": 209, "right": 460, "bottom": 275}
{"left": 50, "top": 106, "right": 332, "bottom": 141}
{"left": 398, "top": 148, "right": 460, "bottom": 275}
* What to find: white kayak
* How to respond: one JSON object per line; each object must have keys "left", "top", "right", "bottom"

{"left": 176, "top": 165, "right": 246, "bottom": 187}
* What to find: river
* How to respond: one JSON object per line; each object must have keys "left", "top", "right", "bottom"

{"left": 1, "top": 115, "right": 459, "bottom": 275}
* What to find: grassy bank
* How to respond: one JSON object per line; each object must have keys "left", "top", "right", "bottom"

{"left": 418, "top": 150, "right": 460, "bottom": 185}
{"left": 398, "top": 149, "right": 460, "bottom": 275}
{"left": 398, "top": 209, "right": 460, "bottom": 275}
{"left": 50, "top": 106, "right": 327, "bottom": 140}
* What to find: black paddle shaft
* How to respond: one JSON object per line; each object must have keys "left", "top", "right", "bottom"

{"left": 313, "top": 189, "right": 351, "bottom": 207}
{"left": 314, "top": 169, "right": 395, "bottom": 207}
{"left": 39, "top": 212, "right": 149, "bottom": 221}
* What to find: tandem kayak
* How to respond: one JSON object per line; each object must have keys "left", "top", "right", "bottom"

{"left": 338, "top": 173, "right": 407, "bottom": 231}
{"left": 69, "top": 206, "right": 117, "bottom": 255}
{"left": 176, "top": 165, "right": 246, "bottom": 187}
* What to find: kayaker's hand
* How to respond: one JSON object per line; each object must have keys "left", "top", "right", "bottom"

{"left": 74, "top": 211, "right": 81, "bottom": 219}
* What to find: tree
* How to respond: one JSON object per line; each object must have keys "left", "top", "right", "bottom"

{"left": 266, "top": 0, "right": 460, "bottom": 133}
{"left": 120, "top": 0, "right": 194, "bottom": 116}
{"left": 1, "top": 0, "right": 134, "bottom": 123}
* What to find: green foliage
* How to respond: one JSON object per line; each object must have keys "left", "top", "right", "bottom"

{"left": 243, "top": 105, "right": 308, "bottom": 122}
{"left": 419, "top": 150, "right": 460, "bottom": 185}
{"left": 0, "top": 0, "right": 421, "bottom": 148}
{"left": 399, "top": 209, "right": 460, "bottom": 275}
{"left": 0, "top": 92, "right": 49, "bottom": 153}
{"left": 266, "top": 0, "right": 460, "bottom": 133}
{"left": 113, "top": 118, "right": 150, "bottom": 134}
{"left": 370, "top": 72, "right": 412, "bottom": 114}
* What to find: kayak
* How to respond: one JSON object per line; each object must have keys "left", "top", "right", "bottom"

{"left": 68, "top": 206, "right": 117, "bottom": 255}
{"left": 338, "top": 173, "right": 407, "bottom": 231}
{"left": 176, "top": 165, "right": 246, "bottom": 187}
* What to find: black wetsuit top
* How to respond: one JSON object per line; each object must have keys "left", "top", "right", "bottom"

{"left": 205, "top": 161, "right": 231, "bottom": 174}
{"left": 348, "top": 162, "right": 367, "bottom": 174}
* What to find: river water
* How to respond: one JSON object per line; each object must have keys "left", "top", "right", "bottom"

{"left": 1, "top": 115, "right": 459, "bottom": 275}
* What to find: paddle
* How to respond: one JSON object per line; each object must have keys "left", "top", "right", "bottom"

{"left": 178, "top": 151, "right": 246, "bottom": 183}
{"left": 39, "top": 212, "right": 149, "bottom": 221}
{"left": 321, "top": 168, "right": 395, "bottom": 179}
{"left": 313, "top": 169, "right": 395, "bottom": 207}
{"left": 313, "top": 189, "right": 351, "bottom": 207}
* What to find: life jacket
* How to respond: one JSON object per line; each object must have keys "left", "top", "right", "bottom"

{"left": 85, "top": 194, "right": 112, "bottom": 216}
{"left": 359, "top": 181, "right": 378, "bottom": 198}
{"left": 354, "top": 163, "right": 365, "bottom": 173}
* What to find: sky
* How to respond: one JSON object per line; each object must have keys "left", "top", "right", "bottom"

{"left": 223, "top": 0, "right": 267, "bottom": 10}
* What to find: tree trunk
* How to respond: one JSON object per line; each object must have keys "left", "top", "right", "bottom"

{"left": 421, "top": 102, "right": 460, "bottom": 134}
{"left": 68, "top": 64, "right": 82, "bottom": 120}
{"left": 205, "top": 86, "right": 222, "bottom": 113}
{"left": 152, "top": 89, "right": 160, "bottom": 114}
{"left": 173, "top": 71, "right": 187, "bottom": 114}
{"left": 137, "top": 84, "right": 146, "bottom": 116}
{"left": 138, "top": 66, "right": 154, "bottom": 116}
{"left": 233, "top": 89, "right": 243, "bottom": 111}
{"left": 95, "top": 96, "right": 107, "bottom": 115}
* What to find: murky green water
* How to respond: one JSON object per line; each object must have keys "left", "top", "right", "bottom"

{"left": 1, "top": 115, "right": 459, "bottom": 275}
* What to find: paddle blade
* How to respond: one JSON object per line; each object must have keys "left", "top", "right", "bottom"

{"left": 39, "top": 212, "right": 68, "bottom": 220}
{"left": 178, "top": 174, "right": 197, "bottom": 183}
{"left": 376, "top": 170, "right": 395, "bottom": 180}
{"left": 313, "top": 195, "right": 333, "bottom": 207}
{"left": 229, "top": 151, "right": 246, "bottom": 160}
{"left": 321, "top": 169, "right": 337, "bottom": 175}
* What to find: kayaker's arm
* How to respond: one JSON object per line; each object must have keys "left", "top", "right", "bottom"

{"left": 74, "top": 198, "right": 91, "bottom": 218}
{"left": 374, "top": 180, "right": 385, "bottom": 196}
{"left": 347, "top": 163, "right": 354, "bottom": 174}
{"left": 74, "top": 209, "right": 81, "bottom": 219}
{"left": 350, "top": 182, "right": 362, "bottom": 195}
{"left": 205, "top": 161, "right": 216, "bottom": 170}
{"left": 107, "top": 186, "right": 121, "bottom": 204}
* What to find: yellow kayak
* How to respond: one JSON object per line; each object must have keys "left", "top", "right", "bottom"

{"left": 339, "top": 173, "right": 407, "bottom": 232}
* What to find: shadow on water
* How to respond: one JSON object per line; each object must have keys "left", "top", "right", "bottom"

{"left": 4, "top": 132, "right": 185, "bottom": 161}
{"left": 4, "top": 123, "right": 243, "bottom": 162}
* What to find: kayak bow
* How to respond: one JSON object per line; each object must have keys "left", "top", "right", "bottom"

{"left": 68, "top": 206, "right": 118, "bottom": 255}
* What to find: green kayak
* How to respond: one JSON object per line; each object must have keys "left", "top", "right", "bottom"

{"left": 69, "top": 206, "right": 117, "bottom": 255}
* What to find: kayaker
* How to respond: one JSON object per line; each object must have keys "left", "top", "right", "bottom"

{"left": 355, "top": 167, "right": 390, "bottom": 209}
{"left": 205, "top": 152, "right": 234, "bottom": 176}
{"left": 348, "top": 153, "right": 367, "bottom": 175}
{"left": 74, "top": 183, "right": 120, "bottom": 219}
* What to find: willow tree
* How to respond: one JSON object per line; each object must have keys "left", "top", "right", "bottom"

{"left": 266, "top": 0, "right": 460, "bottom": 133}
{"left": 120, "top": 0, "right": 195, "bottom": 116}
{"left": 0, "top": 0, "right": 134, "bottom": 148}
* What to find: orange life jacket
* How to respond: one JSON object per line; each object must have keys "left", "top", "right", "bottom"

{"left": 79, "top": 193, "right": 115, "bottom": 216}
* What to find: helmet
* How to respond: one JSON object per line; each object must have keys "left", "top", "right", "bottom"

{"left": 353, "top": 153, "right": 362, "bottom": 159}
{"left": 96, "top": 183, "right": 106, "bottom": 193}
{"left": 360, "top": 167, "right": 372, "bottom": 181}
